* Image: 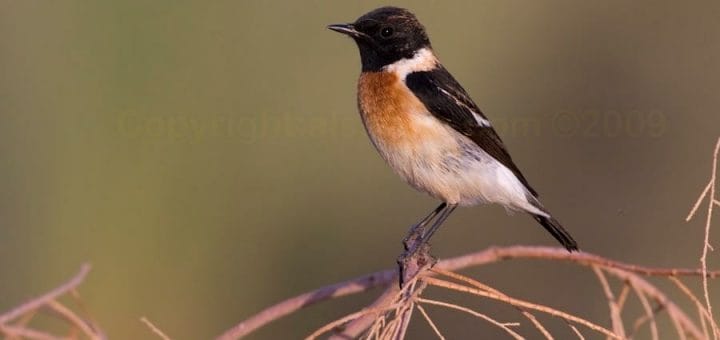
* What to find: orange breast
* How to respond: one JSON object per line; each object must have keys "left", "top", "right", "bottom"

{"left": 357, "top": 72, "right": 429, "bottom": 147}
{"left": 356, "top": 71, "right": 467, "bottom": 203}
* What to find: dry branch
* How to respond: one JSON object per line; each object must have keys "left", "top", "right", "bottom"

{"left": 217, "top": 269, "right": 395, "bottom": 339}
{"left": 219, "top": 246, "right": 719, "bottom": 339}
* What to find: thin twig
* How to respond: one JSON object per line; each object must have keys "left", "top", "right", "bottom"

{"left": 629, "top": 281, "right": 659, "bottom": 340}
{"left": 628, "top": 304, "right": 663, "bottom": 340}
{"left": 569, "top": 324, "right": 585, "bottom": 340}
{"left": 416, "top": 304, "right": 445, "bottom": 340}
{"left": 45, "top": 299, "right": 102, "bottom": 340}
{"left": 365, "top": 312, "right": 386, "bottom": 339}
{"left": 304, "top": 303, "right": 403, "bottom": 339}
{"left": 67, "top": 289, "right": 106, "bottom": 340}
{"left": 367, "top": 273, "right": 427, "bottom": 340}
{"left": 668, "top": 277, "right": 720, "bottom": 338}
{"left": 667, "top": 309, "right": 689, "bottom": 340}
{"left": 423, "top": 276, "right": 621, "bottom": 339}
{"left": 699, "top": 304, "right": 711, "bottom": 340}
{"left": 328, "top": 286, "right": 399, "bottom": 340}
{"left": 417, "top": 298, "right": 524, "bottom": 340}
{"left": 602, "top": 267, "right": 703, "bottom": 339}
{"left": 520, "top": 310, "right": 553, "bottom": 340}
{"left": 141, "top": 317, "right": 172, "bottom": 340}
{"left": 0, "top": 325, "right": 62, "bottom": 340}
{"left": 592, "top": 266, "right": 626, "bottom": 338}
{"left": 430, "top": 268, "right": 502, "bottom": 295}
{"left": 616, "top": 283, "right": 631, "bottom": 313}
{"left": 686, "top": 136, "right": 720, "bottom": 340}
{"left": 687, "top": 181, "right": 712, "bottom": 222}
{"left": 12, "top": 310, "right": 38, "bottom": 335}
{"left": 703, "top": 137, "right": 719, "bottom": 339}
{"left": 432, "top": 268, "right": 553, "bottom": 339}
{"left": 393, "top": 279, "right": 422, "bottom": 340}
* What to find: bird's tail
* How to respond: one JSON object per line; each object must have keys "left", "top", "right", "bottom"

{"left": 531, "top": 214, "right": 578, "bottom": 252}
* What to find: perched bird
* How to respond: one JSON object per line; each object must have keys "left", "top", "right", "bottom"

{"left": 328, "top": 7, "right": 578, "bottom": 256}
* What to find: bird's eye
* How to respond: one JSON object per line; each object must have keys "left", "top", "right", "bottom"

{"left": 379, "top": 26, "right": 394, "bottom": 38}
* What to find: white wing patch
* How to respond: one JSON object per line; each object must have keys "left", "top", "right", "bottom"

{"left": 437, "top": 88, "right": 491, "bottom": 127}
{"left": 472, "top": 112, "right": 491, "bottom": 127}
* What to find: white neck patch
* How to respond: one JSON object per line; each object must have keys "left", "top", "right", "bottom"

{"left": 384, "top": 48, "right": 438, "bottom": 80}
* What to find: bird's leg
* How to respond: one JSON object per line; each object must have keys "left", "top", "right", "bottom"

{"left": 416, "top": 203, "right": 457, "bottom": 248}
{"left": 404, "top": 203, "right": 457, "bottom": 259}
{"left": 402, "top": 202, "right": 447, "bottom": 251}
{"left": 397, "top": 203, "right": 457, "bottom": 287}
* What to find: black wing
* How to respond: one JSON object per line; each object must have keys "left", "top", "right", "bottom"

{"left": 405, "top": 65, "right": 538, "bottom": 196}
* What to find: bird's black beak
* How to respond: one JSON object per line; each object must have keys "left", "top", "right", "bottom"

{"left": 327, "top": 23, "right": 362, "bottom": 38}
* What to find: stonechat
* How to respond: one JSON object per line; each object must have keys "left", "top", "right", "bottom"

{"left": 328, "top": 7, "right": 578, "bottom": 257}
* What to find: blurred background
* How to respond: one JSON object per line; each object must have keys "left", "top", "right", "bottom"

{"left": 1, "top": 1, "right": 718, "bottom": 339}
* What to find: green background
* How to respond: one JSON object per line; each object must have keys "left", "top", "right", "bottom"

{"left": 1, "top": 1, "right": 718, "bottom": 339}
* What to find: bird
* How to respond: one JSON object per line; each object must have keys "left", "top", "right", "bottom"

{"left": 327, "top": 7, "right": 578, "bottom": 258}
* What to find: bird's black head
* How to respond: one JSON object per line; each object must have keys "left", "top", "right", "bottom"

{"left": 328, "top": 7, "right": 431, "bottom": 72}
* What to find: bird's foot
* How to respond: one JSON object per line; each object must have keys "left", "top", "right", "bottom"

{"left": 397, "top": 241, "right": 436, "bottom": 288}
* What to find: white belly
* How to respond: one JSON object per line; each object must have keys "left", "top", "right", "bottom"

{"left": 369, "top": 115, "right": 540, "bottom": 213}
